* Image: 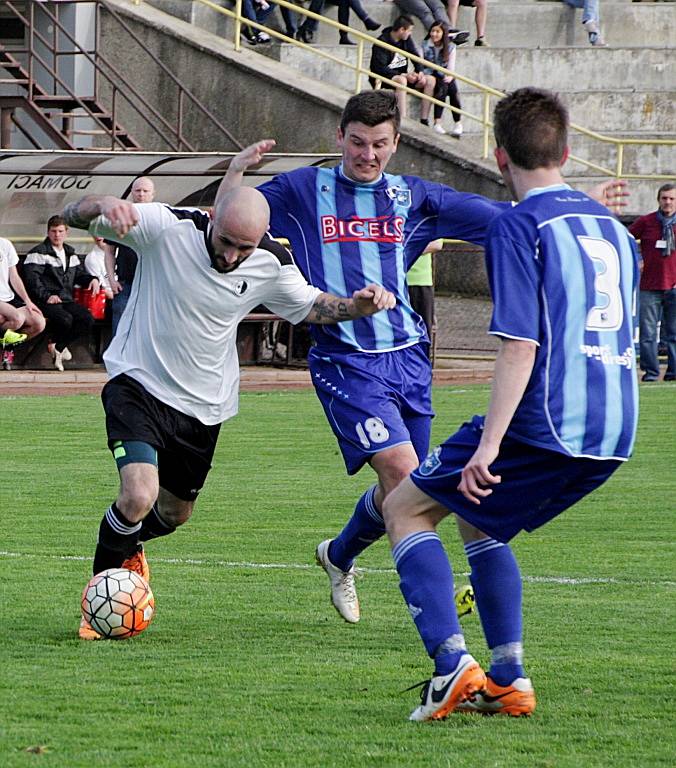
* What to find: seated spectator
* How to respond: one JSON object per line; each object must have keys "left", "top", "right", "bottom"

{"left": 23, "top": 215, "right": 100, "bottom": 371}
{"left": 562, "top": 0, "right": 606, "bottom": 46}
{"left": 336, "top": 0, "right": 381, "bottom": 45}
{"left": 84, "top": 236, "right": 114, "bottom": 300}
{"left": 240, "top": 0, "right": 298, "bottom": 44}
{"left": 447, "top": 0, "right": 488, "bottom": 46}
{"left": 295, "top": 0, "right": 380, "bottom": 45}
{"left": 421, "top": 21, "right": 463, "bottom": 137}
{"left": 394, "top": 0, "right": 451, "bottom": 34}
{"left": 0, "top": 236, "right": 45, "bottom": 343}
{"left": 369, "top": 15, "right": 436, "bottom": 123}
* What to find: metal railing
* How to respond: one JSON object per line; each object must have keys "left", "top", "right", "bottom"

{"left": 153, "top": 0, "right": 673, "bottom": 181}
{"left": 0, "top": 0, "right": 242, "bottom": 151}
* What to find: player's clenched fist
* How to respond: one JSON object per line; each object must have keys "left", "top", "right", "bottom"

{"left": 352, "top": 284, "right": 396, "bottom": 315}
{"left": 100, "top": 197, "right": 140, "bottom": 236}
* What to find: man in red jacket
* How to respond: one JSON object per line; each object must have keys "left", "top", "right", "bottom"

{"left": 629, "top": 183, "right": 676, "bottom": 382}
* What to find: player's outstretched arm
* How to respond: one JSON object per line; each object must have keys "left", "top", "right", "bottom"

{"left": 215, "top": 140, "right": 277, "bottom": 203}
{"left": 458, "top": 337, "right": 536, "bottom": 505}
{"left": 305, "top": 284, "right": 396, "bottom": 324}
{"left": 63, "top": 195, "right": 139, "bottom": 236}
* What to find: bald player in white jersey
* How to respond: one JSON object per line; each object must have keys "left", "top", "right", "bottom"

{"left": 63, "top": 186, "right": 396, "bottom": 640}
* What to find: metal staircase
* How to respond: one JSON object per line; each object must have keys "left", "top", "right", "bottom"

{"left": 0, "top": 43, "right": 139, "bottom": 149}
{"left": 0, "top": 0, "right": 242, "bottom": 152}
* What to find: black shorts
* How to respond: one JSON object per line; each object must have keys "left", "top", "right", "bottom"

{"left": 460, "top": 0, "right": 476, "bottom": 6}
{"left": 101, "top": 373, "right": 221, "bottom": 501}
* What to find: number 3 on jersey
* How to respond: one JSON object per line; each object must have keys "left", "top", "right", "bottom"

{"left": 356, "top": 417, "right": 390, "bottom": 449}
{"left": 578, "top": 235, "right": 623, "bottom": 331}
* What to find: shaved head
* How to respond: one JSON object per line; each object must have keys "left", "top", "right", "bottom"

{"left": 214, "top": 187, "right": 270, "bottom": 238}
{"left": 131, "top": 177, "right": 155, "bottom": 203}
{"left": 210, "top": 187, "right": 270, "bottom": 273}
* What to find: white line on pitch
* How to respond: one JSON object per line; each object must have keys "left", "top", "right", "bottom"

{"left": 1, "top": 550, "right": 674, "bottom": 587}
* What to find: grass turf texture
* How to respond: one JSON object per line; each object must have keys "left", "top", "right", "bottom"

{"left": 0, "top": 384, "right": 674, "bottom": 767}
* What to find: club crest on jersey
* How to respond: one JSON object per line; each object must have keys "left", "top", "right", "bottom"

{"left": 418, "top": 446, "right": 441, "bottom": 476}
{"left": 234, "top": 279, "right": 248, "bottom": 295}
{"left": 320, "top": 215, "right": 404, "bottom": 244}
{"left": 385, "top": 186, "right": 411, "bottom": 207}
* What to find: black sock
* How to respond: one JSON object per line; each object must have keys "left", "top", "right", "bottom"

{"left": 139, "top": 503, "right": 177, "bottom": 542}
{"left": 92, "top": 503, "right": 142, "bottom": 575}
{"left": 420, "top": 118, "right": 429, "bottom": 126}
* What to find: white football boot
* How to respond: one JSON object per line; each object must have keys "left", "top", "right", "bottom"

{"left": 315, "top": 539, "right": 360, "bottom": 623}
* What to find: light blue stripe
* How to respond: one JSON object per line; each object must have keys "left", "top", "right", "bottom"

{"left": 464, "top": 538, "right": 504, "bottom": 558}
{"left": 549, "top": 217, "right": 587, "bottom": 453}
{"left": 387, "top": 176, "right": 419, "bottom": 343}
{"left": 315, "top": 168, "right": 356, "bottom": 347}
{"left": 610, "top": 217, "right": 639, "bottom": 452}
{"left": 364, "top": 485, "right": 383, "bottom": 524}
{"left": 353, "top": 183, "right": 394, "bottom": 348}
{"left": 392, "top": 531, "right": 441, "bottom": 567}
{"left": 581, "top": 217, "right": 624, "bottom": 455}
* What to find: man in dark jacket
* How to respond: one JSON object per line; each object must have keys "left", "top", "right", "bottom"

{"left": 23, "top": 215, "right": 100, "bottom": 371}
{"left": 369, "top": 15, "right": 435, "bottom": 123}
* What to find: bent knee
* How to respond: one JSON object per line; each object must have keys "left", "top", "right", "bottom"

{"left": 158, "top": 503, "right": 193, "bottom": 528}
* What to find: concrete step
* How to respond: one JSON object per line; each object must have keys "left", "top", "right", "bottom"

{"left": 445, "top": 131, "right": 672, "bottom": 211}
{"left": 427, "top": 90, "right": 676, "bottom": 135}
{"left": 148, "top": 0, "right": 676, "bottom": 48}
{"left": 455, "top": 128, "right": 674, "bottom": 172}
{"left": 451, "top": 0, "right": 674, "bottom": 47}
{"left": 276, "top": 43, "right": 674, "bottom": 92}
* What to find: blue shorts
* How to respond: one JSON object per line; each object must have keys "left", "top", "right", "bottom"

{"left": 411, "top": 415, "right": 622, "bottom": 542}
{"left": 309, "top": 344, "right": 434, "bottom": 475}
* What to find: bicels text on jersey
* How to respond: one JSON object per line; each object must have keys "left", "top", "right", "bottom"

{"left": 320, "top": 215, "right": 405, "bottom": 244}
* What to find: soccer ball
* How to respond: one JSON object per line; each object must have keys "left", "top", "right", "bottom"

{"left": 81, "top": 568, "right": 155, "bottom": 639}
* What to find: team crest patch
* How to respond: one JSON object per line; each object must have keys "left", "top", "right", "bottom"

{"left": 418, "top": 446, "right": 441, "bottom": 476}
{"left": 235, "top": 280, "right": 248, "bottom": 295}
{"left": 385, "top": 186, "right": 411, "bottom": 207}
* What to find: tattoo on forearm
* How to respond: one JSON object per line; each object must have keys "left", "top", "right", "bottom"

{"left": 310, "top": 296, "right": 353, "bottom": 323}
{"left": 63, "top": 195, "right": 109, "bottom": 230}
{"left": 63, "top": 199, "right": 97, "bottom": 230}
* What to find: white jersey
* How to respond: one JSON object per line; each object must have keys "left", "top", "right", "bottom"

{"left": 90, "top": 203, "right": 320, "bottom": 425}
{"left": 84, "top": 244, "right": 113, "bottom": 292}
{"left": 0, "top": 237, "right": 19, "bottom": 302}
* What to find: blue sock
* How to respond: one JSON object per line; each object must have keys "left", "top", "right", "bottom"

{"left": 393, "top": 531, "right": 465, "bottom": 676}
{"left": 465, "top": 538, "right": 524, "bottom": 685}
{"left": 328, "top": 486, "right": 385, "bottom": 571}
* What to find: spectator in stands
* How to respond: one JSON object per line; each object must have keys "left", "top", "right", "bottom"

{"left": 295, "top": 0, "right": 380, "bottom": 45}
{"left": 240, "top": 0, "right": 298, "bottom": 44}
{"left": 421, "top": 21, "right": 463, "bottom": 137}
{"left": 104, "top": 176, "right": 155, "bottom": 335}
{"left": 629, "top": 182, "right": 676, "bottom": 382}
{"left": 407, "top": 239, "right": 443, "bottom": 352}
{"left": 395, "top": 0, "right": 451, "bottom": 33}
{"left": 562, "top": 0, "right": 606, "bottom": 46}
{"left": 85, "top": 236, "right": 114, "bottom": 300}
{"left": 23, "top": 215, "right": 100, "bottom": 371}
{"left": 369, "top": 15, "right": 436, "bottom": 124}
{"left": 0, "top": 235, "right": 45, "bottom": 343}
{"left": 447, "top": 0, "right": 488, "bottom": 46}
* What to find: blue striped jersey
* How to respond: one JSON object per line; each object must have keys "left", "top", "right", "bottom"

{"left": 259, "top": 165, "right": 507, "bottom": 352}
{"left": 486, "top": 184, "right": 639, "bottom": 460}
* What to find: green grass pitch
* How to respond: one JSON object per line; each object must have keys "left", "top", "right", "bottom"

{"left": 0, "top": 384, "right": 674, "bottom": 767}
